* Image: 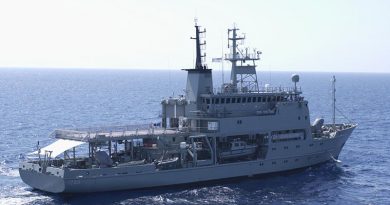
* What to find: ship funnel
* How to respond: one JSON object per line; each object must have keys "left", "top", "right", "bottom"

{"left": 183, "top": 21, "right": 213, "bottom": 111}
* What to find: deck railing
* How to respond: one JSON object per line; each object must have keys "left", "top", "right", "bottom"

{"left": 214, "top": 86, "right": 301, "bottom": 95}
{"left": 52, "top": 123, "right": 219, "bottom": 141}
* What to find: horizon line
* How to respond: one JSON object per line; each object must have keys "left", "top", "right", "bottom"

{"left": 0, "top": 66, "right": 389, "bottom": 74}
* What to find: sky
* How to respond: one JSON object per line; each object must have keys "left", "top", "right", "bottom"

{"left": 0, "top": 0, "right": 389, "bottom": 73}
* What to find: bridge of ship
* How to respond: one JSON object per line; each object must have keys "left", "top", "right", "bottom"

{"left": 206, "top": 86, "right": 302, "bottom": 98}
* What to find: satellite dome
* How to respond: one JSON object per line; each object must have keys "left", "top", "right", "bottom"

{"left": 291, "top": 74, "right": 300, "bottom": 83}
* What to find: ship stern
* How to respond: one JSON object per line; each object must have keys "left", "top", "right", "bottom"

{"left": 19, "top": 162, "right": 66, "bottom": 193}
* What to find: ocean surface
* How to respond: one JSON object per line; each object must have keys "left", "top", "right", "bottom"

{"left": 0, "top": 69, "right": 389, "bottom": 205}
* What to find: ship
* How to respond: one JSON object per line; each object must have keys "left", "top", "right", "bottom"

{"left": 19, "top": 21, "right": 357, "bottom": 193}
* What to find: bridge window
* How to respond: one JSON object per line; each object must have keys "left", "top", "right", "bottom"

{"left": 242, "top": 98, "right": 246, "bottom": 103}
{"left": 262, "top": 97, "right": 266, "bottom": 102}
{"left": 267, "top": 97, "right": 270, "bottom": 102}
{"left": 257, "top": 97, "right": 262, "bottom": 102}
{"left": 232, "top": 98, "right": 236, "bottom": 103}
{"left": 248, "top": 97, "right": 252, "bottom": 103}
{"left": 252, "top": 97, "right": 257, "bottom": 102}
{"left": 237, "top": 98, "right": 241, "bottom": 103}
{"left": 215, "top": 98, "right": 219, "bottom": 104}
{"left": 226, "top": 98, "right": 231, "bottom": 104}
{"left": 206, "top": 99, "right": 210, "bottom": 104}
{"left": 221, "top": 98, "right": 225, "bottom": 104}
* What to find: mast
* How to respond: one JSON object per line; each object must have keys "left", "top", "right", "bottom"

{"left": 221, "top": 38, "right": 225, "bottom": 84}
{"left": 331, "top": 75, "right": 336, "bottom": 129}
{"left": 227, "top": 27, "right": 244, "bottom": 87}
{"left": 191, "top": 20, "right": 206, "bottom": 70}
{"left": 225, "top": 26, "right": 261, "bottom": 93}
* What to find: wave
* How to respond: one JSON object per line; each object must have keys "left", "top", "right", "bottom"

{"left": 0, "top": 186, "right": 52, "bottom": 205}
{"left": 0, "top": 163, "right": 19, "bottom": 178}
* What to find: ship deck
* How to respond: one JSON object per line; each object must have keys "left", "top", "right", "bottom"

{"left": 52, "top": 125, "right": 185, "bottom": 142}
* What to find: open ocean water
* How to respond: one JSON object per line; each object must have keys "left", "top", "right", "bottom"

{"left": 0, "top": 69, "right": 389, "bottom": 205}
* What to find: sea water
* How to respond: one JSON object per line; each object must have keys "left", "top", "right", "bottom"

{"left": 0, "top": 69, "right": 389, "bottom": 205}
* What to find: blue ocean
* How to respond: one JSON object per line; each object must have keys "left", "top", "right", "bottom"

{"left": 0, "top": 69, "right": 389, "bottom": 204}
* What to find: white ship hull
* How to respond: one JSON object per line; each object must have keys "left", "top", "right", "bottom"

{"left": 19, "top": 126, "right": 353, "bottom": 193}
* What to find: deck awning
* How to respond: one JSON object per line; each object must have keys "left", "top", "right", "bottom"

{"left": 31, "top": 139, "right": 85, "bottom": 158}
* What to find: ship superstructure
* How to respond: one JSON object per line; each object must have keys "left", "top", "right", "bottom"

{"left": 19, "top": 22, "right": 356, "bottom": 193}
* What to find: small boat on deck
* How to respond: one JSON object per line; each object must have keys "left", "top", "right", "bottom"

{"left": 220, "top": 139, "right": 257, "bottom": 159}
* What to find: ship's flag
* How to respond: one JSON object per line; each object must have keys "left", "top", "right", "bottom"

{"left": 212, "top": 57, "right": 222, "bottom": 62}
